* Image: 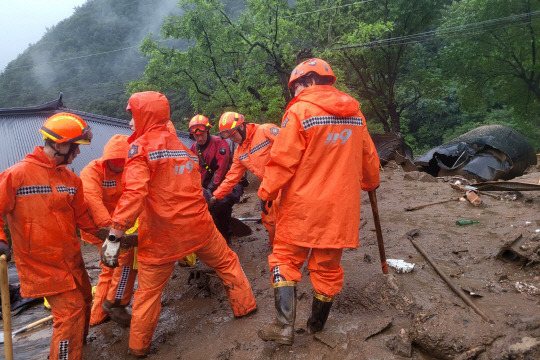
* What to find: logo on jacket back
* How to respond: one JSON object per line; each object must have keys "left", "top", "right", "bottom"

{"left": 128, "top": 145, "right": 139, "bottom": 158}
{"left": 270, "top": 127, "right": 279, "bottom": 135}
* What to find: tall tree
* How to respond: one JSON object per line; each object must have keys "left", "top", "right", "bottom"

{"left": 130, "top": 0, "right": 391, "bottom": 126}
{"left": 326, "top": 0, "right": 446, "bottom": 133}
{"left": 131, "top": 0, "right": 299, "bottom": 124}
{"left": 440, "top": 0, "right": 540, "bottom": 114}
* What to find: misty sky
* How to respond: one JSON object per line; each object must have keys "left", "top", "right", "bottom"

{"left": 0, "top": 0, "right": 88, "bottom": 71}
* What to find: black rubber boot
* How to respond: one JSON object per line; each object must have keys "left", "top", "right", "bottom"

{"left": 258, "top": 284, "right": 296, "bottom": 345}
{"left": 102, "top": 299, "right": 131, "bottom": 327}
{"left": 306, "top": 294, "right": 333, "bottom": 334}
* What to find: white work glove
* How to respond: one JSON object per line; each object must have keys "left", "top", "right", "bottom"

{"left": 101, "top": 234, "right": 121, "bottom": 268}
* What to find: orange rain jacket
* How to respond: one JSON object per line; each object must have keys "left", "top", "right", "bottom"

{"left": 0, "top": 146, "right": 98, "bottom": 297}
{"left": 80, "top": 134, "right": 130, "bottom": 246}
{"left": 213, "top": 123, "right": 280, "bottom": 199}
{"left": 258, "top": 85, "right": 380, "bottom": 249}
{"left": 111, "top": 91, "right": 215, "bottom": 265}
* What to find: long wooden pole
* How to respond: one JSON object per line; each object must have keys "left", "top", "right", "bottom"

{"left": 407, "top": 230, "right": 492, "bottom": 323}
{"left": 0, "top": 254, "right": 13, "bottom": 360}
{"left": 368, "top": 190, "right": 388, "bottom": 274}
{"left": 404, "top": 198, "right": 458, "bottom": 211}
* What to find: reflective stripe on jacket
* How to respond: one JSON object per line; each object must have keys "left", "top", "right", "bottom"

{"left": 0, "top": 146, "right": 97, "bottom": 297}
{"left": 111, "top": 91, "right": 215, "bottom": 265}
{"left": 213, "top": 123, "right": 279, "bottom": 199}
{"left": 258, "top": 85, "right": 380, "bottom": 249}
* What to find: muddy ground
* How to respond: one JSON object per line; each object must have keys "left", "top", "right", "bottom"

{"left": 3, "top": 163, "right": 540, "bottom": 359}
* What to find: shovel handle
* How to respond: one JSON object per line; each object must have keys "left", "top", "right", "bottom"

{"left": 368, "top": 190, "right": 388, "bottom": 274}
{"left": 15, "top": 315, "right": 54, "bottom": 335}
{"left": 0, "top": 254, "right": 13, "bottom": 359}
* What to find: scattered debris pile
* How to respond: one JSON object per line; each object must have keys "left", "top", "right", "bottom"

{"left": 497, "top": 231, "right": 540, "bottom": 266}
{"left": 415, "top": 125, "right": 537, "bottom": 181}
{"left": 371, "top": 132, "right": 416, "bottom": 171}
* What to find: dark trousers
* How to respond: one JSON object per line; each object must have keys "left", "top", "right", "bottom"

{"left": 212, "top": 184, "right": 244, "bottom": 242}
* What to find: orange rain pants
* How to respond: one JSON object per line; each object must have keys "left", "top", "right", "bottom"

{"left": 129, "top": 227, "right": 256, "bottom": 355}
{"left": 261, "top": 195, "right": 279, "bottom": 246}
{"left": 269, "top": 240, "right": 344, "bottom": 298}
{"left": 90, "top": 248, "right": 136, "bottom": 325}
{"left": 45, "top": 257, "right": 92, "bottom": 360}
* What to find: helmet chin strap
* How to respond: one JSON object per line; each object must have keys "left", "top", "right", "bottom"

{"left": 238, "top": 125, "right": 246, "bottom": 146}
{"left": 52, "top": 143, "right": 78, "bottom": 165}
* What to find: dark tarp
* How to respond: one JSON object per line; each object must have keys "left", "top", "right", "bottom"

{"left": 415, "top": 125, "right": 537, "bottom": 181}
{"left": 371, "top": 132, "right": 417, "bottom": 171}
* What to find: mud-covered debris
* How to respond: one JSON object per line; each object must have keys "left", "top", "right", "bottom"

{"left": 514, "top": 282, "right": 540, "bottom": 296}
{"left": 313, "top": 332, "right": 346, "bottom": 349}
{"left": 415, "top": 125, "right": 536, "bottom": 181}
{"left": 404, "top": 171, "right": 421, "bottom": 181}
{"left": 411, "top": 311, "right": 501, "bottom": 360}
{"left": 383, "top": 328, "right": 412, "bottom": 357}
{"left": 497, "top": 231, "right": 540, "bottom": 265}
{"left": 419, "top": 173, "right": 437, "bottom": 183}
{"left": 364, "top": 316, "right": 393, "bottom": 340}
{"left": 371, "top": 132, "right": 416, "bottom": 171}
{"left": 387, "top": 259, "right": 415, "bottom": 273}
{"left": 465, "top": 190, "right": 482, "bottom": 206}
{"left": 471, "top": 181, "right": 540, "bottom": 192}
{"left": 454, "top": 345, "right": 486, "bottom": 360}
{"left": 508, "top": 337, "right": 540, "bottom": 358}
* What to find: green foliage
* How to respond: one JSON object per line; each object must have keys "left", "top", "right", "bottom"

{"left": 1, "top": 0, "right": 539, "bottom": 158}
{"left": 0, "top": 0, "right": 179, "bottom": 120}
{"left": 438, "top": 0, "right": 540, "bottom": 148}
{"left": 129, "top": 0, "right": 302, "bottom": 125}
{"left": 327, "top": 0, "right": 446, "bottom": 134}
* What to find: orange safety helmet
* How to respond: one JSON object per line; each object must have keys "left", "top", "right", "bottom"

{"left": 40, "top": 112, "right": 93, "bottom": 145}
{"left": 288, "top": 58, "right": 336, "bottom": 89}
{"left": 189, "top": 114, "right": 212, "bottom": 134}
{"left": 218, "top": 112, "right": 245, "bottom": 139}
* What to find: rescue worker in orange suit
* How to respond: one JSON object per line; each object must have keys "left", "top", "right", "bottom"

{"left": 257, "top": 58, "right": 380, "bottom": 345}
{"left": 209, "top": 112, "right": 280, "bottom": 245}
{"left": 100, "top": 91, "right": 257, "bottom": 357}
{"left": 0, "top": 113, "right": 98, "bottom": 360}
{"left": 189, "top": 114, "right": 244, "bottom": 243}
{"left": 80, "top": 134, "right": 136, "bottom": 327}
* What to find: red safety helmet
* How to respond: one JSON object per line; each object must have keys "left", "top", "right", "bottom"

{"left": 218, "top": 112, "right": 245, "bottom": 139}
{"left": 288, "top": 58, "right": 336, "bottom": 89}
{"left": 189, "top": 114, "right": 212, "bottom": 134}
{"left": 40, "top": 112, "right": 93, "bottom": 145}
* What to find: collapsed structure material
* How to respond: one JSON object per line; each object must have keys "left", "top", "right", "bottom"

{"left": 415, "top": 125, "right": 536, "bottom": 181}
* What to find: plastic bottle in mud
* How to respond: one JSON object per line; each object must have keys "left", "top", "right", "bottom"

{"left": 456, "top": 219, "right": 480, "bottom": 226}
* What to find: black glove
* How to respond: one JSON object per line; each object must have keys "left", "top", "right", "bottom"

{"left": 260, "top": 199, "right": 273, "bottom": 215}
{"left": 0, "top": 241, "right": 10, "bottom": 261}
{"left": 203, "top": 188, "right": 213, "bottom": 203}
{"left": 96, "top": 227, "right": 111, "bottom": 242}
{"left": 207, "top": 182, "right": 217, "bottom": 194}
{"left": 239, "top": 176, "right": 250, "bottom": 188}
{"left": 208, "top": 196, "right": 218, "bottom": 210}
{"left": 120, "top": 233, "right": 138, "bottom": 248}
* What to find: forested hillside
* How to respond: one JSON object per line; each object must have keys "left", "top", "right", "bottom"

{"left": 0, "top": 0, "right": 185, "bottom": 120}
{"left": 1, "top": 0, "right": 540, "bottom": 151}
